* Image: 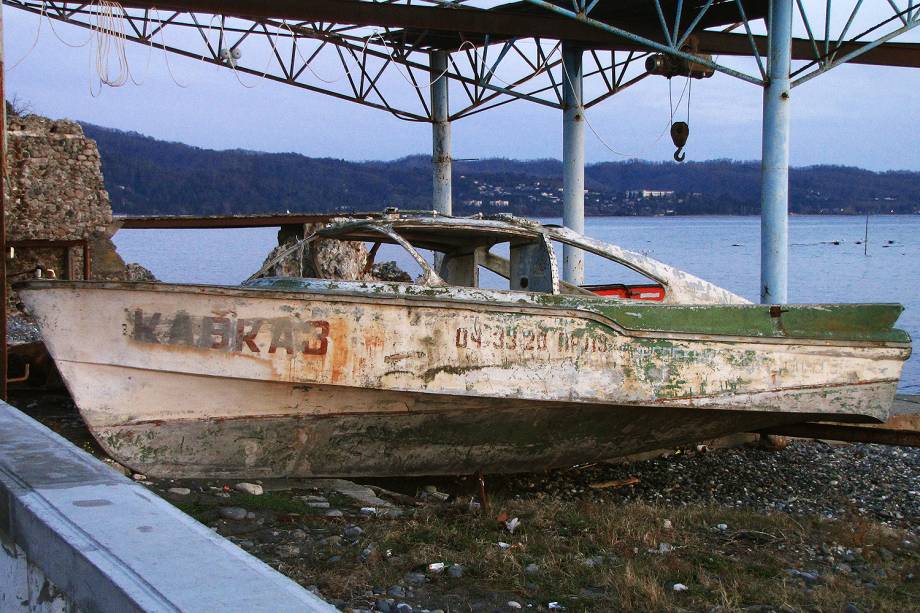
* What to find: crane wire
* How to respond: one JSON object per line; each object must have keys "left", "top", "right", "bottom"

{"left": 560, "top": 55, "right": 690, "bottom": 159}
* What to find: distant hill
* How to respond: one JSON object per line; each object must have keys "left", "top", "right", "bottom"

{"left": 81, "top": 123, "right": 920, "bottom": 217}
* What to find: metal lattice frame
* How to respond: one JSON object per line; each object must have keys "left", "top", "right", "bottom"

{"left": 788, "top": 0, "right": 920, "bottom": 85}
{"left": 6, "top": 1, "right": 918, "bottom": 120}
{"left": 525, "top": 0, "right": 920, "bottom": 88}
{"left": 5, "top": 0, "right": 660, "bottom": 121}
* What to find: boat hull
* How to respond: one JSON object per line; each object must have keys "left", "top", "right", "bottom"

{"left": 19, "top": 281, "right": 910, "bottom": 477}
{"left": 73, "top": 363, "right": 899, "bottom": 478}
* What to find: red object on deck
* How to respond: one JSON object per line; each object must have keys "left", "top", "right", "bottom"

{"left": 583, "top": 283, "right": 666, "bottom": 301}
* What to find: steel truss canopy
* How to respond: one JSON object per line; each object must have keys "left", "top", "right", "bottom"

{"left": 5, "top": 0, "right": 920, "bottom": 121}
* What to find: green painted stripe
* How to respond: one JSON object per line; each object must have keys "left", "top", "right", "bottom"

{"left": 579, "top": 301, "right": 910, "bottom": 343}
{"left": 248, "top": 279, "right": 910, "bottom": 344}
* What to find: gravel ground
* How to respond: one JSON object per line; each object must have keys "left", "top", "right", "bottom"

{"left": 15, "top": 390, "right": 920, "bottom": 532}
{"left": 13, "top": 395, "right": 920, "bottom": 612}
{"left": 503, "top": 442, "right": 920, "bottom": 531}
{"left": 7, "top": 313, "right": 41, "bottom": 344}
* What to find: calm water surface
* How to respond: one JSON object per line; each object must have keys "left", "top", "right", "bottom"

{"left": 114, "top": 215, "right": 919, "bottom": 391}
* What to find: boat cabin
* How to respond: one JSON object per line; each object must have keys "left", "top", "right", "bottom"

{"left": 251, "top": 212, "right": 748, "bottom": 305}
{"left": 308, "top": 214, "right": 665, "bottom": 300}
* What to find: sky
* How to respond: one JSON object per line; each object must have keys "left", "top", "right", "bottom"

{"left": 4, "top": 5, "right": 920, "bottom": 171}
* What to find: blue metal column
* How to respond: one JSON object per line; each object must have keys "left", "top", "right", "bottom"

{"left": 562, "top": 42, "right": 585, "bottom": 284}
{"left": 760, "top": 0, "right": 794, "bottom": 304}
{"left": 431, "top": 50, "right": 451, "bottom": 216}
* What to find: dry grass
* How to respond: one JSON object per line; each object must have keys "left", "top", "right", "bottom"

{"left": 278, "top": 497, "right": 919, "bottom": 611}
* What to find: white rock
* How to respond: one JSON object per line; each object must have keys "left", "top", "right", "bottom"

{"left": 167, "top": 487, "right": 191, "bottom": 496}
{"left": 132, "top": 473, "right": 147, "bottom": 481}
{"left": 717, "top": 523, "right": 728, "bottom": 531}
{"left": 663, "top": 519, "right": 673, "bottom": 530}
{"left": 507, "top": 602, "right": 523, "bottom": 610}
{"left": 218, "top": 507, "right": 247, "bottom": 521}
{"left": 235, "top": 482, "right": 264, "bottom": 496}
{"left": 673, "top": 583, "right": 689, "bottom": 592}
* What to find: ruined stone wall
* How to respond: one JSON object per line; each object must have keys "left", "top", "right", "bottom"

{"left": 4, "top": 112, "right": 152, "bottom": 307}
{"left": 6, "top": 114, "right": 112, "bottom": 242}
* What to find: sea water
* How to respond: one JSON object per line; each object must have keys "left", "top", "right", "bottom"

{"left": 113, "top": 215, "right": 919, "bottom": 391}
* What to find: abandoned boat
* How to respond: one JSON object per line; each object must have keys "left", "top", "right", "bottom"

{"left": 17, "top": 212, "right": 912, "bottom": 478}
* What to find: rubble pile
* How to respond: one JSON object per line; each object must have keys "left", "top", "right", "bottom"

{"left": 255, "top": 223, "right": 411, "bottom": 283}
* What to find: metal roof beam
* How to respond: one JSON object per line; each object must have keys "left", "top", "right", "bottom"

{"left": 114, "top": 0, "right": 628, "bottom": 45}
{"left": 697, "top": 31, "right": 920, "bottom": 69}
{"left": 21, "top": 0, "right": 917, "bottom": 66}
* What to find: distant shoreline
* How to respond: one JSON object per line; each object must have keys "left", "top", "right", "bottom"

{"left": 85, "top": 123, "right": 920, "bottom": 218}
{"left": 554, "top": 212, "right": 920, "bottom": 218}
{"left": 115, "top": 212, "right": 920, "bottom": 220}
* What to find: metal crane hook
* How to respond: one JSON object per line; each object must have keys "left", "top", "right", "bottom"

{"left": 670, "top": 121, "right": 689, "bottom": 163}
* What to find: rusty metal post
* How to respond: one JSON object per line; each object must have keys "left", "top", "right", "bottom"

{"left": 64, "top": 246, "right": 73, "bottom": 280}
{"left": 83, "top": 239, "right": 91, "bottom": 280}
{"left": 430, "top": 50, "right": 451, "bottom": 217}
{"left": 477, "top": 469, "right": 490, "bottom": 513}
{"left": 562, "top": 42, "right": 585, "bottom": 285}
{"left": 760, "top": 0, "right": 793, "bottom": 304}
{"left": 0, "top": 2, "right": 7, "bottom": 400}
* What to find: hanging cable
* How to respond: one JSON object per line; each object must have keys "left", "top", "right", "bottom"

{"left": 90, "top": 1, "right": 131, "bottom": 95}
{"left": 211, "top": 14, "right": 285, "bottom": 89}
{"left": 46, "top": 0, "right": 95, "bottom": 48}
{"left": 8, "top": 1, "right": 46, "bottom": 71}
{"left": 150, "top": 6, "right": 189, "bottom": 88}
{"left": 670, "top": 75, "right": 691, "bottom": 162}
{"left": 561, "top": 55, "right": 688, "bottom": 158}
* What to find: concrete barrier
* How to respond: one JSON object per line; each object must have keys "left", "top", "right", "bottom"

{"left": 0, "top": 402, "right": 337, "bottom": 612}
